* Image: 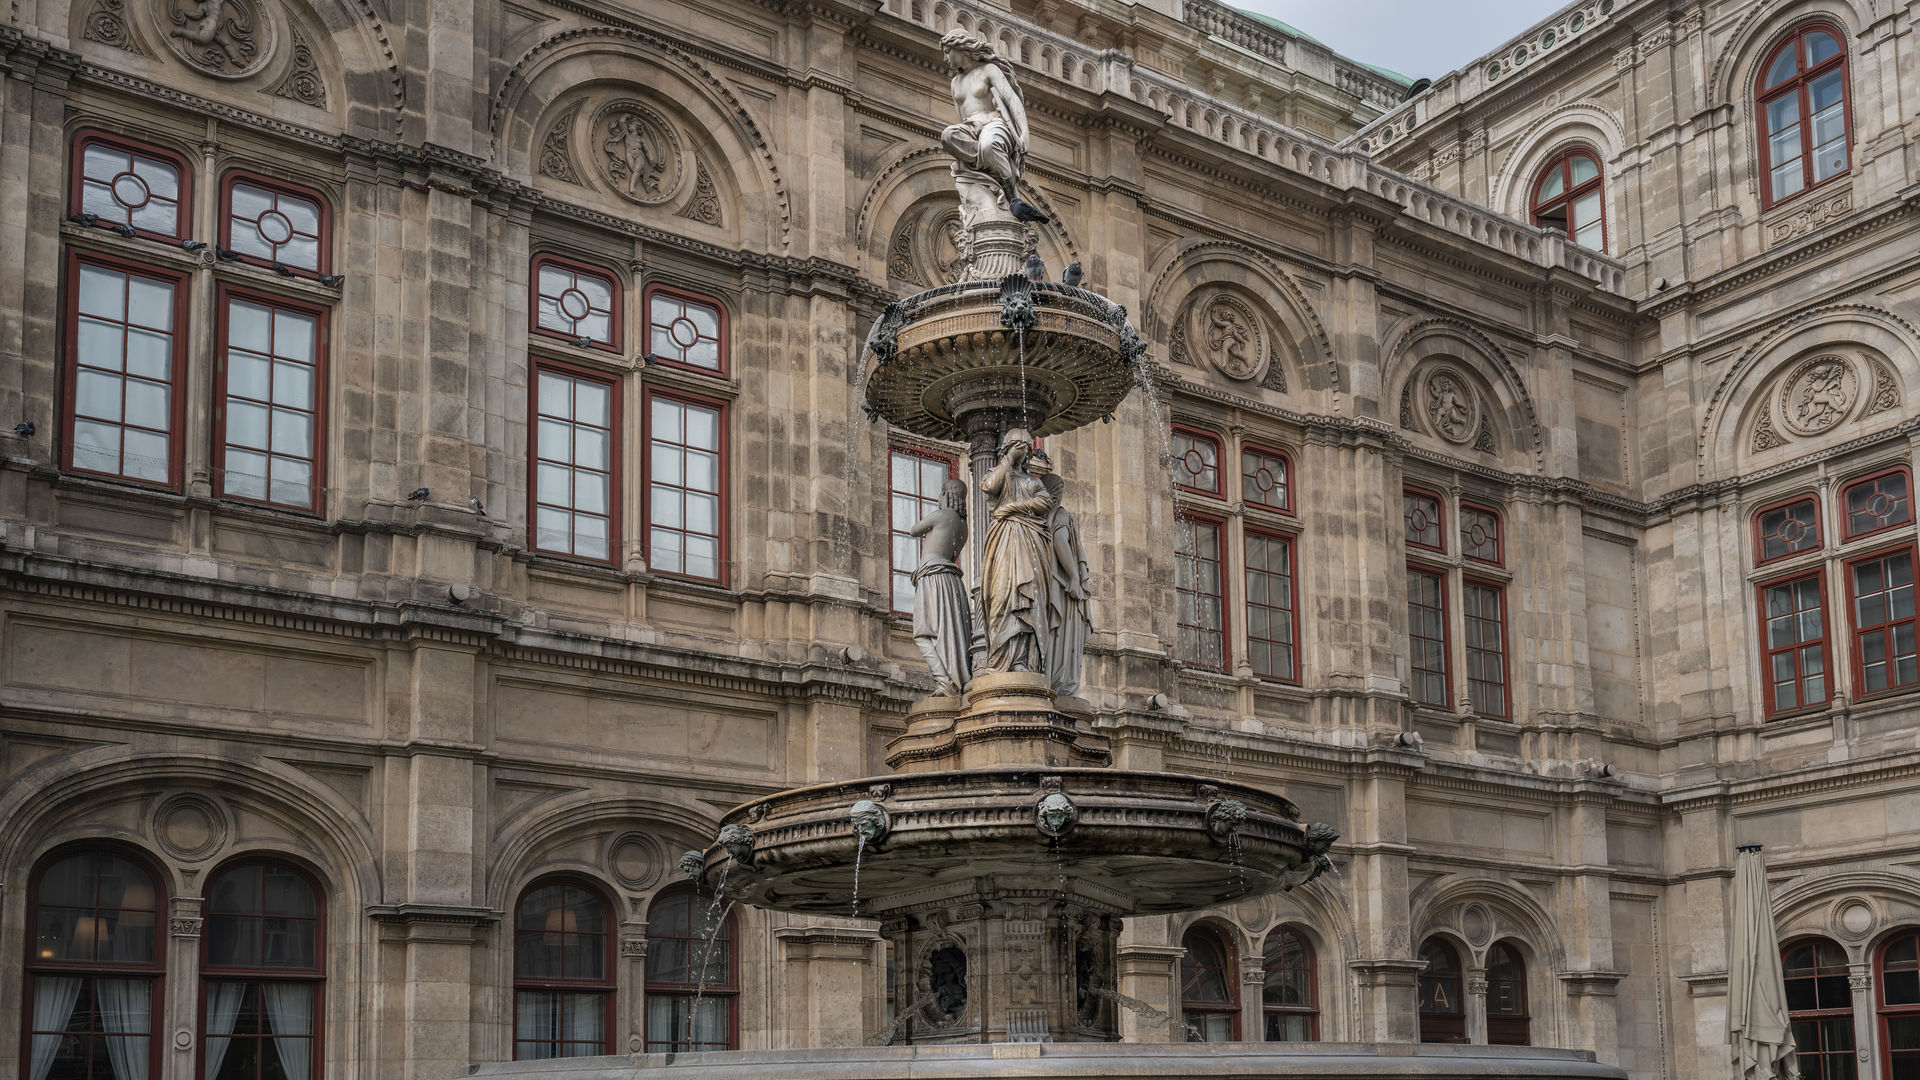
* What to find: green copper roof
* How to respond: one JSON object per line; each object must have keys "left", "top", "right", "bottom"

{"left": 1222, "top": 3, "right": 1417, "bottom": 86}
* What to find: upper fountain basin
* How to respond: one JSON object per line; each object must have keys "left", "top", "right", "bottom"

{"left": 864, "top": 280, "right": 1142, "bottom": 441}
{"left": 697, "top": 767, "right": 1312, "bottom": 917}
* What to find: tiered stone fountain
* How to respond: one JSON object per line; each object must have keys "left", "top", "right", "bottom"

{"left": 470, "top": 28, "right": 1625, "bottom": 1080}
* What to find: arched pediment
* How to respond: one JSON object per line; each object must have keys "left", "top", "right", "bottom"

{"left": 1142, "top": 240, "right": 1336, "bottom": 404}
{"left": 1382, "top": 317, "right": 1544, "bottom": 470}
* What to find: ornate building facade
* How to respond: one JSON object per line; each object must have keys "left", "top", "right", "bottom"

{"left": 0, "top": 0, "right": 1914, "bottom": 1076}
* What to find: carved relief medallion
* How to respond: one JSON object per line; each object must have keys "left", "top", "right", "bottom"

{"left": 153, "top": 792, "right": 229, "bottom": 862}
{"left": 1177, "top": 293, "right": 1267, "bottom": 382}
{"left": 887, "top": 204, "right": 970, "bottom": 287}
{"left": 931, "top": 208, "right": 968, "bottom": 283}
{"left": 592, "top": 101, "right": 683, "bottom": 206}
{"left": 156, "top": 0, "right": 273, "bottom": 78}
{"left": 1424, "top": 368, "right": 1478, "bottom": 444}
{"left": 1780, "top": 355, "right": 1857, "bottom": 436}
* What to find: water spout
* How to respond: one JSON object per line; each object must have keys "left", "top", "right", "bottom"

{"left": 1091, "top": 986, "right": 1203, "bottom": 1041}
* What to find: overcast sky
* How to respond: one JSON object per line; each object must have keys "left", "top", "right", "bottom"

{"left": 1232, "top": 0, "right": 1571, "bottom": 80}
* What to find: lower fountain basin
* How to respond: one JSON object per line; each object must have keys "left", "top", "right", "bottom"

{"left": 467, "top": 1042, "right": 1628, "bottom": 1079}
{"left": 697, "top": 768, "right": 1313, "bottom": 917}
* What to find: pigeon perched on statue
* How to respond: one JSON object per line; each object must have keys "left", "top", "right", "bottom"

{"left": 1024, "top": 254, "right": 1047, "bottom": 283}
{"left": 1061, "top": 260, "right": 1083, "bottom": 287}
{"left": 1009, "top": 196, "right": 1050, "bottom": 224}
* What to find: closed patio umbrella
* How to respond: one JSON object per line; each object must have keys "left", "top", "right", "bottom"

{"left": 1729, "top": 843, "right": 1797, "bottom": 1080}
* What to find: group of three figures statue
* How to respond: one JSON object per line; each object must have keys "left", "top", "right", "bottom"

{"left": 911, "top": 430, "right": 1092, "bottom": 701}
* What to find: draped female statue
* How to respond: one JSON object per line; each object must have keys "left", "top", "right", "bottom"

{"left": 1028, "top": 450, "right": 1091, "bottom": 697}
{"left": 980, "top": 429, "right": 1056, "bottom": 674}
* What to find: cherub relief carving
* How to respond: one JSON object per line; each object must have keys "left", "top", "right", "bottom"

{"left": 169, "top": 0, "right": 256, "bottom": 70}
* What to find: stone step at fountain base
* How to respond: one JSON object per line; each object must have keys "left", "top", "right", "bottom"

{"left": 464, "top": 1042, "right": 1627, "bottom": 1079}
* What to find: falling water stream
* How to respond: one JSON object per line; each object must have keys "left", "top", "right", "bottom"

{"left": 1091, "top": 987, "right": 1203, "bottom": 1041}
{"left": 684, "top": 859, "right": 735, "bottom": 1050}
{"left": 865, "top": 992, "right": 943, "bottom": 1045}
{"left": 850, "top": 832, "right": 867, "bottom": 919}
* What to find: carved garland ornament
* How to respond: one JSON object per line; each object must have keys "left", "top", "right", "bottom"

{"left": 1866, "top": 359, "right": 1901, "bottom": 416}
{"left": 83, "top": 0, "right": 150, "bottom": 54}
{"left": 538, "top": 106, "right": 582, "bottom": 185}
{"left": 675, "top": 161, "right": 723, "bottom": 226}
{"left": 157, "top": 0, "right": 273, "bottom": 78}
{"left": 270, "top": 27, "right": 327, "bottom": 108}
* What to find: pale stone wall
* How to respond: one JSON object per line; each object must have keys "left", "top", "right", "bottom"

{"left": 0, "top": 0, "right": 1915, "bottom": 1078}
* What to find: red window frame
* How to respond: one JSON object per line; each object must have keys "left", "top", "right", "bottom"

{"left": 1460, "top": 502, "right": 1503, "bottom": 565}
{"left": 888, "top": 445, "right": 959, "bottom": 615}
{"left": 213, "top": 283, "right": 329, "bottom": 516}
{"left": 1404, "top": 487, "right": 1446, "bottom": 553}
{"left": 1757, "top": 568, "right": 1832, "bottom": 718}
{"left": 1845, "top": 542, "right": 1918, "bottom": 699}
{"left": 644, "top": 885, "right": 738, "bottom": 1053}
{"left": 62, "top": 250, "right": 190, "bottom": 490}
{"left": 1784, "top": 937, "right": 1856, "bottom": 1080}
{"left": 530, "top": 253, "right": 622, "bottom": 352}
{"left": 1417, "top": 938, "right": 1466, "bottom": 1043}
{"left": 1754, "top": 494, "right": 1823, "bottom": 565}
{"left": 220, "top": 170, "right": 332, "bottom": 277}
{"left": 1529, "top": 147, "right": 1606, "bottom": 250}
{"left": 21, "top": 844, "right": 168, "bottom": 1080}
{"left": 1756, "top": 23, "right": 1852, "bottom": 210}
{"left": 69, "top": 130, "right": 193, "bottom": 241}
{"left": 1171, "top": 425, "right": 1225, "bottom": 497}
{"left": 1261, "top": 926, "right": 1318, "bottom": 1042}
{"left": 1240, "top": 443, "right": 1293, "bottom": 515}
{"left": 1463, "top": 578, "right": 1509, "bottom": 718}
{"left": 1882, "top": 928, "right": 1920, "bottom": 1079}
{"left": 512, "top": 876, "right": 616, "bottom": 1060}
{"left": 1175, "top": 511, "right": 1229, "bottom": 672}
{"left": 1179, "top": 924, "right": 1241, "bottom": 1042}
{"left": 644, "top": 386, "right": 729, "bottom": 585}
{"left": 1244, "top": 526, "right": 1299, "bottom": 684}
{"left": 1407, "top": 566, "right": 1450, "bottom": 709}
{"left": 644, "top": 284, "right": 729, "bottom": 377}
{"left": 1839, "top": 466, "right": 1913, "bottom": 542}
{"left": 199, "top": 858, "right": 326, "bottom": 1080}
{"left": 528, "top": 360, "right": 622, "bottom": 565}
{"left": 1485, "top": 941, "right": 1531, "bottom": 1046}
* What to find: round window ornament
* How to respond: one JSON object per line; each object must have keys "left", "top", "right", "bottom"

{"left": 558, "top": 287, "right": 594, "bottom": 321}
{"left": 1600, "top": 0, "right": 1614, "bottom": 14}
{"left": 1462, "top": 902, "right": 1494, "bottom": 947}
{"left": 670, "top": 316, "right": 702, "bottom": 348}
{"left": 1487, "top": 63, "right": 1503, "bottom": 82}
{"left": 1838, "top": 899, "right": 1875, "bottom": 938}
{"left": 1513, "top": 45, "right": 1530, "bottom": 65}
{"left": 153, "top": 792, "right": 230, "bottom": 862}
{"left": 256, "top": 209, "right": 295, "bottom": 245}
{"left": 1571, "top": 12, "right": 1586, "bottom": 32}
{"left": 607, "top": 831, "right": 667, "bottom": 891}
{"left": 112, "top": 172, "right": 153, "bottom": 209}
{"left": 155, "top": 0, "right": 275, "bottom": 79}
{"left": 1542, "top": 28, "right": 1557, "bottom": 49}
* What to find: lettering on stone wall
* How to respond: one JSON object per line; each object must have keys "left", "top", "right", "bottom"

{"left": 83, "top": 0, "right": 150, "bottom": 54}
{"left": 161, "top": 0, "right": 271, "bottom": 78}
{"left": 1425, "top": 368, "right": 1477, "bottom": 444}
{"left": 1770, "top": 191, "right": 1852, "bottom": 242}
{"left": 538, "top": 106, "right": 582, "bottom": 185}
{"left": 1866, "top": 359, "right": 1901, "bottom": 416}
{"left": 269, "top": 27, "right": 327, "bottom": 108}
{"left": 594, "top": 101, "right": 682, "bottom": 205}
{"left": 1780, "top": 355, "right": 1857, "bottom": 436}
{"left": 676, "top": 161, "right": 723, "bottom": 227}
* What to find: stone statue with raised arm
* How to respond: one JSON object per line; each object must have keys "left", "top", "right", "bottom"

{"left": 1027, "top": 449, "right": 1091, "bottom": 698}
{"left": 980, "top": 428, "right": 1057, "bottom": 675}
{"left": 940, "top": 29, "right": 1050, "bottom": 238}
{"left": 910, "top": 477, "right": 974, "bottom": 697}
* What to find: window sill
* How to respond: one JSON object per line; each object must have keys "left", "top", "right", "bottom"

{"left": 642, "top": 358, "right": 740, "bottom": 398}
{"left": 212, "top": 257, "right": 342, "bottom": 302}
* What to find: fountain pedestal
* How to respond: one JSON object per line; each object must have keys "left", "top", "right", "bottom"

{"left": 887, "top": 672, "right": 1110, "bottom": 773}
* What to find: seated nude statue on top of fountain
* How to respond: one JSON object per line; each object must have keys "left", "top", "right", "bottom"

{"left": 981, "top": 428, "right": 1057, "bottom": 676}
{"left": 1027, "top": 449, "right": 1091, "bottom": 699}
{"left": 909, "top": 477, "right": 973, "bottom": 697}
{"left": 939, "top": 30, "right": 1049, "bottom": 242}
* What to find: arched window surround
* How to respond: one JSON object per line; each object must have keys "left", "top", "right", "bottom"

{"left": 1417, "top": 936, "right": 1467, "bottom": 1044}
{"left": 69, "top": 129, "right": 195, "bottom": 242}
{"left": 1179, "top": 921, "right": 1241, "bottom": 1042}
{"left": 1529, "top": 147, "right": 1606, "bottom": 252}
{"left": 1485, "top": 940, "right": 1531, "bottom": 1046}
{"left": 513, "top": 874, "right": 617, "bottom": 1060}
{"left": 1876, "top": 926, "right": 1920, "bottom": 1079}
{"left": 199, "top": 855, "right": 328, "bottom": 1080}
{"left": 1784, "top": 935, "right": 1855, "bottom": 1080}
{"left": 1754, "top": 21, "right": 1852, "bottom": 210}
{"left": 23, "top": 842, "right": 169, "bottom": 1080}
{"left": 219, "top": 169, "right": 334, "bottom": 278}
{"left": 1260, "top": 925, "right": 1318, "bottom": 1042}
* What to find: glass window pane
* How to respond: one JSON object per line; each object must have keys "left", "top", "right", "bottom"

{"left": 1765, "top": 47, "right": 1799, "bottom": 89}
{"left": 1570, "top": 154, "right": 1599, "bottom": 184}
{"left": 1537, "top": 167, "right": 1564, "bottom": 201}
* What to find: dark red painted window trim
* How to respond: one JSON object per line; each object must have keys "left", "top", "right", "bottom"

{"left": 527, "top": 358, "right": 623, "bottom": 566}
{"left": 1244, "top": 523, "right": 1300, "bottom": 685}
{"left": 1845, "top": 541, "right": 1919, "bottom": 700}
{"left": 1459, "top": 501, "right": 1504, "bottom": 566}
{"left": 1878, "top": 927, "right": 1920, "bottom": 1080}
{"left": 1529, "top": 147, "right": 1606, "bottom": 250}
{"left": 1261, "top": 925, "right": 1319, "bottom": 1042}
{"left": 643, "top": 385, "right": 730, "bottom": 586}
{"left": 1755, "top": 22, "right": 1852, "bottom": 211}
{"left": 1838, "top": 465, "right": 1913, "bottom": 542}
{"left": 198, "top": 857, "right": 327, "bottom": 1080}
{"left": 219, "top": 169, "right": 333, "bottom": 277}
{"left": 1176, "top": 510, "right": 1230, "bottom": 673}
{"left": 1485, "top": 941, "right": 1531, "bottom": 1046}
{"left": 61, "top": 249, "right": 191, "bottom": 491}
{"left": 1171, "top": 425, "right": 1226, "bottom": 498}
{"left": 1240, "top": 442, "right": 1294, "bottom": 516}
{"left": 1753, "top": 493, "right": 1823, "bottom": 566}
{"left": 530, "top": 252, "right": 624, "bottom": 353}
{"left": 1179, "top": 923, "right": 1241, "bottom": 1041}
{"left": 643, "top": 884, "right": 739, "bottom": 1053}
{"left": 213, "top": 282, "right": 330, "bottom": 517}
{"left": 1755, "top": 566, "right": 1833, "bottom": 719}
{"left": 888, "top": 444, "right": 960, "bottom": 615}
{"left": 1782, "top": 935, "right": 1854, "bottom": 1080}
{"left": 1463, "top": 576, "right": 1511, "bottom": 719}
{"left": 512, "top": 875, "right": 617, "bottom": 1060}
{"left": 1407, "top": 565, "right": 1451, "bottom": 710}
{"left": 1417, "top": 937, "right": 1466, "bottom": 1043}
{"left": 1404, "top": 486, "right": 1447, "bottom": 553}
{"left": 69, "top": 129, "right": 195, "bottom": 242}
{"left": 643, "top": 283, "right": 730, "bottom": 377}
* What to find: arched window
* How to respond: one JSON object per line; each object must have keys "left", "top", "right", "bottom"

{"left": 1417, "top": 938, "right": 1466, "bottom": 1043}
{"left": 201, "top": 859, "right": 323, "bottom": 1080}
{"left": 1785, "top": 937, "right": 1854, "bottom": 1080}
{"left": 645, "top": 885, "right": 736, "bottom": 1052}
{"left": 1485, "top": 941, "right": 1531, "bottom": 1045}
{"left": 1878, "top": 928, "right": 1920, "bottom": 1078}
{"left": 1757, "top": 24, "right": 1850, "bottom": 209}
{"left": 1180, "top": 924, "right": 1239, "bottom": 1041}
{"left": 25, "top": 847, "right": 165, "bottom": 1080}
{"left": 1261, "top": 927, "right": 1317, "bottom": 1041}
{"left": 1530, "top": 149, "right": 1605, "bottom": 250}
{"left": 513, "top": 878, "right": 614, "bottom": 1059}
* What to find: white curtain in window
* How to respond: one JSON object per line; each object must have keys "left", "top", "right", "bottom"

{"left": 97, "top": 978, "right": 149, "bottom": 1080}
{"left": 566, "top": 992, "right": 603, "bottom": 1048}
{"left": 202, "top": 982, "right": 246, "bottom": 1080}
{"left": 263, "top": 983, "right": 312, "bottom": 1079}
{"left": 646, "top": 995, "right": 724, "bottom": 1050}
{"left": 30, "top": 976, "right": 83, "bottom": 1080}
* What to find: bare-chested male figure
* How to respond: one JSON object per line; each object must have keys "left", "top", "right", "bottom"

{"left": 939, "top": 30, "right": 1049, "bottom": 226}
{"left": 910, "top": 477, "right": 974, "bottom": 696}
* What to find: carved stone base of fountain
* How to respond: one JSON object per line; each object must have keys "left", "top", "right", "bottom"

{"left": 887, "top": 672, "right": 1110, "bottom": 773}
{"left": 964, "top": 218, "right": 1029, "bottom": 279}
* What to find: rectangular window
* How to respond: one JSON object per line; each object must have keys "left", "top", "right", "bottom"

{"left": 1241, "top": 446, "right": 1291, "bottom": 513}
{"left": 26, "top": 975, "right": 155, "bottom": 1079}
{"left": 216, "top": 289, "right": 326, "bottom": 513}
{"left": 532, "top": 364, "right": 618, "bottom": 562}
{"left": 1463, "top": 580, "right": 1508, "bottom": 717}
{"left": 517, "top": 990, "right": 609, "bottom": 1059}
{"left": 889, "top": 448, "right": 955, "bottom": 613}
{"left": 1407, "top": 567, "right": 1449, "bottom": 708}
{"left": 1175, "top": 514, "right": 1227, "bottom": 671}
{"left": 647, "top": 390, "right": 725, "bottom": 582}
{"left": 1841, "top": 468, "right": 1912, "bottom": 541}
{"left": 1404, "top": 488, "right": 1444, "bottom": 552}
{"left": 1760, "top": 572, "right": 1828, "bottom": 715}
{"left": 1756, "top": 496, "right": 1822, "bottom": 564}
{"left": 533, "top": 256, "right": 619, "bottom": 349}
{"left": 646, "top": 287, "right": 726, "bottom": 374}
{"left": 223, "top": 173, "right": 328, "bottom": 274}
{"left": 1245, "top": 530, "right": 1297, "bottom": 682}
{"left": 1460, "top": 504, "right": 1502, "bottom": 564}
{"left": 72, "top": 132, "right": 190, "bottom": 240}
{"left": 1850, "top": 546, "right": 1917, "bottom": 696}
{"left": 65, "top": 255, "right": 186, "bottom": 487}
{"left": 203, "top": 980, "right": 318, "bottom": 1079}
{"left": 1171, "top": 427, "right": 1223, "bottom": 496}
